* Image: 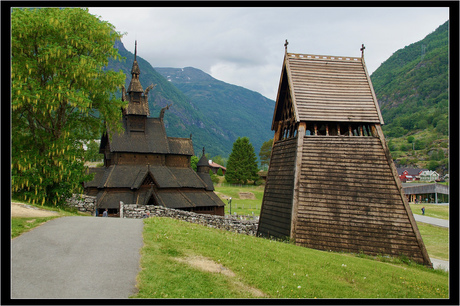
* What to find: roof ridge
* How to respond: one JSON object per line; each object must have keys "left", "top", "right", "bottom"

{"left": 287, "top": 52, "right": 361, "bottom": 62}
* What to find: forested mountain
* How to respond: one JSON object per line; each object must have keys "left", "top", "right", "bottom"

{"left": 154, "top": 67, "right": 275, "bottom": 159}
{"left": 370, "top": 20, "right": 449, "bottom": 174}
{"left": 108, "top": 41, "right": 275, "bottom": 159}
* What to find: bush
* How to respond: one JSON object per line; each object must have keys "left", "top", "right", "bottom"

{"left": 399, "top": 144, "right": 409, "bottom": 151}
{"left": 414, "top": 139, "right": 426, "bottom": 150}
{"left": 427, "top": 160, "right": 439, "bottom": 171}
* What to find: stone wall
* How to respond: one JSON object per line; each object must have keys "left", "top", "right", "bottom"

{"left": 121, "top": 203, "right": 258, "bottom": 236}
{"left": 66, "top": 194, "right": 96, "bottom": 215}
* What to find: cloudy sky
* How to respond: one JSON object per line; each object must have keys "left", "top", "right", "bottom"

{"left": 88, "top": 6, "right": 449, "bottom": 101}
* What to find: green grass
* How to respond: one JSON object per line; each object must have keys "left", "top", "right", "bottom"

{"left": 417, "top": 223, "right": 449, "bottom": 261}
{"left": 11, "top": 199, "right": 91, "bottom": 239}
{"left": 11, "top": 216, "right": 61, "bottom": 239}
{"left": 133, "top": 217, "right": 449, "bottom": 299}
{"left": 410, "top": 203, "right": 449, "bottom": 220}
{"left": 214, "top": 184, "right": 264, "bottom": 216}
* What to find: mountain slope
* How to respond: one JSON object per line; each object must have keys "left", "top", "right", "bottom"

{"left": 155, "top": 67, "right": 275, "bottom": 159}
{"left": 108, "top": 41, "right": 275, "bottom": 159}
{"left": 109, "top": 41, "right": 238, "bottom": 157}
{"left": 370, "top": 20, "right": 449, "bottom": 173}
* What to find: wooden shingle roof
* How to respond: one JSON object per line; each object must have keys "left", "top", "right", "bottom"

{"left": 276, "top": 53, "right": 384, "bottom": 124}
{"left": 106, "top": 118, "right": 193, "bottom": 155}
{"left": 91, "top": 165, "right": 207, "bottom": 190}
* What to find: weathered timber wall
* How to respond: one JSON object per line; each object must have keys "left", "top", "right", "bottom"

{"left": 257, "top": 138, "right": 297, "bottom": 239}
{"left": 66, "top": 194, "right": 97, "bottom": 215}
{"left": 295, "top": 136, "right": 425, "bottom": 263}
{"left": 122, "top": 204, "right": 258, "bottom": 236}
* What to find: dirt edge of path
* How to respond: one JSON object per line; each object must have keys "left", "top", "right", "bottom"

{"left": 11, "top": 202, "right": 60, "bottom": 218}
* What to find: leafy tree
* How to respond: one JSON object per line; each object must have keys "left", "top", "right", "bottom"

{"left": 414, "top": 139, "right": 426, "bottom": 150}
{"left": 209, "top": 170, "right": 219, "bottom": 184}
{"left": 399, "top": 144, "right": 409, "bottom": 152}
{"left": 84, "top": 140, "right": 103, "bottom": 162}
{"left": 11, "top": 8, "right": 126, "bottom": 206}
{"left": 190, "top": 156, "right": 199, "bottom": 171}
{"left": 216, "top": 168, "right": 224, "bottom": 176}
{"left": 388, "top": 140, "right": 396, "bottom": 152}
{"left": 435, "top": 120, "right": 448, "bottom": 135}
{"left": 407, "top": 136, "right": 415, "bottom": 144}
{"left": 259, "top": 139, "right": 273, "bottom": 169}
{"left": 225, "top": 137, "right": 259, "bottom": 185}
{"left": 427, "top": 160, "right": 439, "bottom": 171}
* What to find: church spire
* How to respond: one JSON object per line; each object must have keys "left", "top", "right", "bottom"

{"left": 123, "top": 41, "right": 150, "bottom": 117}
{"left": 128, "top": 41, "right": 143, "bottom": 93}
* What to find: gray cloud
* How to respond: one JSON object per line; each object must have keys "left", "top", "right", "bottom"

{"left": 89, "top": 7, "right": 449, "bottom": 100}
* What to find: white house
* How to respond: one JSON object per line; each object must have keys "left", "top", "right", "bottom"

{"left": 419, "top": 170, "right": 440, "bottom": 182}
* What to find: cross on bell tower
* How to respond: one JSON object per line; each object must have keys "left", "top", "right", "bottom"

{"left": 360, "top": 44, "right": 366, "bottom": 58}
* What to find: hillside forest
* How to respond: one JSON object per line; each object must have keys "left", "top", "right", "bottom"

{"left": 370, "top": 20, "right": 449, "bottom": 174}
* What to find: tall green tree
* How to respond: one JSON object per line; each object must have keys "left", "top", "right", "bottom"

{"left": 11, "top": 8, "right": 126, "bottom": 206}
{"left": 225, "top": 137, "right": 259, "bottom": 185}
{"left": 190, "top": 156, "right": 199, "bottom": 171}
{"left": 259, "top": 139, "right": 273, "bottom": 169}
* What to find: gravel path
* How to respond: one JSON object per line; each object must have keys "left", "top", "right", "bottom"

{"left": 11, "top": 216, "right": 144, "bottom": 299}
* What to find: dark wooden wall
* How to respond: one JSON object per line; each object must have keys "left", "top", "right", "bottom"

{"left": 295, "top": 136, "right": 426, "bottom": 263}
{"left": 257, "top": 138, "right": 298, "bottom": 239}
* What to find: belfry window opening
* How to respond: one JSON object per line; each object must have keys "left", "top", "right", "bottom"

{"left": 304, "top": 122, "right": 376, "bottom": 137}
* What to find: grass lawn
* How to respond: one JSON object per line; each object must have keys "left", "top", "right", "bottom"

{"left": 133, "top": 217, "right": 449, "bottom": 299}
{"left": 409, "top": 203, "right": 449, "bottom": 220}
{"left": 214, "top": 184, "right": 264, "bottom": 216}
{"left": 417, "top": 223, "right": 449, "bottom": 261}
{"left": 11, "top": 216, "right": 60, "bottom": 239}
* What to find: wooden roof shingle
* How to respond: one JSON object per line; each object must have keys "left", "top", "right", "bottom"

{"left": 93, "top": 165, "right": 207, "bottom": 190}
{"left": 275, "top": 53, "right": 384, "bottom": 124}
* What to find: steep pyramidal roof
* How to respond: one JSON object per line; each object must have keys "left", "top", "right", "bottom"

{"left": 127, "top": 41, "right": 144, "bottom": 93}
{"left": 272, "top": 52, "right": 384, "bottom": 128}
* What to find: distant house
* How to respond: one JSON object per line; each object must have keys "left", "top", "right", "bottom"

{"left": 208, "top": 160, "right": 226, "bottom": 175}
{"left": 396, "top": 168, "right": 427, "bottom": 182}
{"left": 419, "top": 170, "right": 440, "bottom": 182}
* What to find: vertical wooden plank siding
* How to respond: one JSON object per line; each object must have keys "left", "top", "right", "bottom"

{"left": 257, "top": 138, "right": 298, "bottom": 239}
{"left": 295, "top": 136, "right": 428, "bottom": 264}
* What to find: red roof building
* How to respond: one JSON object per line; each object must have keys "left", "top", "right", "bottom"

{"left": 208, "top": 160, "right": 226, "bottom": 175}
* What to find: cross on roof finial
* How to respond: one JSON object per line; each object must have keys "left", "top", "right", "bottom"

{"left": 202, "top": 147, "right": 205, "bottom": 156}
{"left": 360, "top": 44, "right": 365, "bottom": 58}
{"left": 134, "top": 40, "right": 137, "bottom": 61}
{"left": 284, "top": 39, "right": 289, "bottom": 52}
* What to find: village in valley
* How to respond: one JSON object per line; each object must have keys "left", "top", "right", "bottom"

{"left": 10, "top": 7, "right": 451, "bottom": 300}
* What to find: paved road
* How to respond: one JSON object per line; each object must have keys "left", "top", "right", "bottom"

{"left": 431, "top": 258, "right": 449, "bottom": 271}
{"left": 11, "top": 216, "right": 144, "bottom": 299}
{"left": 413, "top": 214, "right": 449, "bottom": 228}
